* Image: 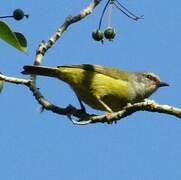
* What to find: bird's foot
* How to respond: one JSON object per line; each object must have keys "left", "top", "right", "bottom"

{"left": 147, "top": 99, "right": 156, "bottom": 109}
{"left": 105, "top": 112, "right": 117, "bottom": 124}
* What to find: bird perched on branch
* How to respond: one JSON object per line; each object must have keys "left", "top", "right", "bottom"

{"left": 22, "top": 64, "right": 169, "bottom": 112}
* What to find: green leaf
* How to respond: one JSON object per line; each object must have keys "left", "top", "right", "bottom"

{"left": 0, "top": 20, "right": 27, "bottom": 52}
{"left": 14, "top": 32, "right": 27, "bottom": 51}
{"left": 0, "top": 73, "right": 4, "bottom": 94}
{"left": 0, "top": 81, "right": 3, "bottom": 93}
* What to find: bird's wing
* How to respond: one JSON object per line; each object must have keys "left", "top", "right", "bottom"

{"left": 57, "top": 64, "right": 130, "bottom": 81}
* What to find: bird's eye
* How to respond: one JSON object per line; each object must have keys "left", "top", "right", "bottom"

{"left": 146, "top": 74, "right": 152, "bottom": 79}
{"left": 145, "top": 74, "right": 158, "bottom": 82}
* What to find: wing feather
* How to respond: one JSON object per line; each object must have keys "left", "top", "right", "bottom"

{"left": 57, "top": 64, "right": 130, "bottom": 80}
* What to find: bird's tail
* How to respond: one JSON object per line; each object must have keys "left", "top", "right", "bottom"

{"left": 22, "top": 65, "right": 60, "bottom": 78}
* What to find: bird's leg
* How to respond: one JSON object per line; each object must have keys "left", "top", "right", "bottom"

{"left": 97, "top": 99, "right": 118, "bottom": 124}
{"left": 76, "top": 95, "right": 86, "bottom": 113}
{"left": 97, "top": 99, "right": 113, "bottom": 113}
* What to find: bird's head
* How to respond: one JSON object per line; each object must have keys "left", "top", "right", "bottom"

{"left": 130, "top": 72, "right": 169, "bottom": 100}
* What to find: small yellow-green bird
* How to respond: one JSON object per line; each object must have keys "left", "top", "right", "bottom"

{"left": 22, "top": 64, "right": 169, "bottom": 112}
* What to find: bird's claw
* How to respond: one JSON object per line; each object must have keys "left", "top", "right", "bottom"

{"left": 106, "top": 112, "right": 117, "bottom": 124}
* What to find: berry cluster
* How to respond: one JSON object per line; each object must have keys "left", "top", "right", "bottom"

{"left": 92, "top": 28, "right": 116, "bottom": 42}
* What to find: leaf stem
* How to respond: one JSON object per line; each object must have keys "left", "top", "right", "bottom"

{"left": 114, "top": 0, "right": 143, "bottom": 21}
{"left": 98, "top": 0, "right": 111, "bottom": 29}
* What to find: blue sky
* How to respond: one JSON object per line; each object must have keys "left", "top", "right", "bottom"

{"left": 0, "top": 0, "right": 181, "bottom": 179}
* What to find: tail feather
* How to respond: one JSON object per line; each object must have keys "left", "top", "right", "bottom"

{"left": 22, "top": 65, "right": 59, "bottom": 78}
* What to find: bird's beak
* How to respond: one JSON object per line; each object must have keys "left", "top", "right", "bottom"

{"left": 159, "top": 81, "right": 169, "bottom": 87}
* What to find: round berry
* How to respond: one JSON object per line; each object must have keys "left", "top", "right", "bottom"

{"left": 104, "top": 27, "right": 116, "bottom": 41}
{"left": 92, "top": 30, "right": 104, "bottom": 41}
{"left": 13, "top": 9, "right": 25, "bottom": 21}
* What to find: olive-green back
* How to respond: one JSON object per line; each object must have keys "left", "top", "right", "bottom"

{"left": 57, "top": 64, "right": 130, "bottom": 80}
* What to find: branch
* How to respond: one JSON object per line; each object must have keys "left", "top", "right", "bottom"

{"left": 0, "top": 74, "right": 93, "bottom": 119}
{"left": 71, "top": 99, "right": 181, "bottom": 125}
{"left": 34, "top": 0, "right": 102, "bottom": 65}
{"left": 0, "top": 74, "right": 30, "bottom": 85}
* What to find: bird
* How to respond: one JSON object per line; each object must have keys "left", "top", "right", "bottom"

{"left": 22, "top": 64, "right": 169, "bottom": 113}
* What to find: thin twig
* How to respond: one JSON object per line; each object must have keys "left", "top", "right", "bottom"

{"left": 0, "top": 74, "right": 30, "bottom": 85}
{"left": 98, "top": 0, "right": 111, "bottom": 29}
{"left": 113, "top": 1, "right": 143, "bottom": 21}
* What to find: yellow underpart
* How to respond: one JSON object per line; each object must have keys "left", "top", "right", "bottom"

{"left": 57, "top": 67, "right": 130, "bottom": 112}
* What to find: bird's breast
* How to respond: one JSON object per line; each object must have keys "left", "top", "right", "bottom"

{"left": 65, "top": 71, "right": 132, "bottom": 111}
